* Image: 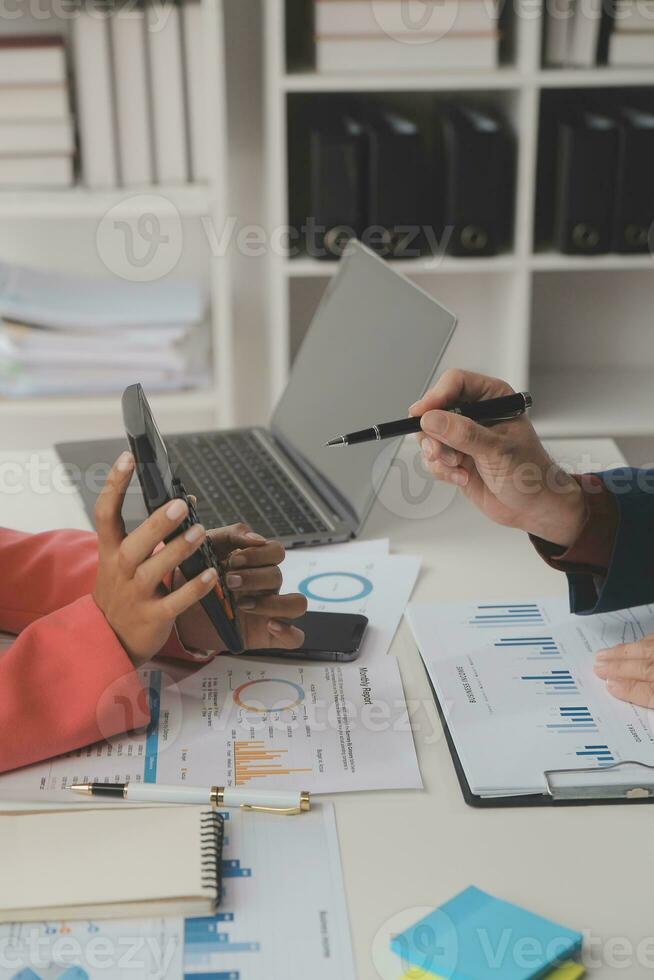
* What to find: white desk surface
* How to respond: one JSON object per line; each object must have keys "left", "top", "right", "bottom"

{"left": 2, "top": 439, "right": 652, "bottom": 980}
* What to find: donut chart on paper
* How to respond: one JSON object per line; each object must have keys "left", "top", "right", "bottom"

{"left": 298, "top": 571, "right": 373, "bottom": 603}
{"left": 232, "top": 678, "right": 306, "bottom": 713}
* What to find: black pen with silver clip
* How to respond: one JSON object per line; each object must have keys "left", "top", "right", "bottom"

{"left": 325, "top": 392, "right": 533, "bottom": 447}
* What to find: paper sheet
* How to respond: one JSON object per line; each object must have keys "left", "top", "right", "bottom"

{"left": 0, "top": 654, "right": 422, "bottom": 802}
{"left": 281, "top": 551, "right": 421, "bottom": 666}
{"left": 407, "top": 597, "right": 654, "bottom": 796}
{"left": 0, "top": 803, "right": 355, "bottom": 980}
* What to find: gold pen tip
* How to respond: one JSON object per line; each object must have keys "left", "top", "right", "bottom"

{"left": 70, "top": 784, "right": 92, "bottom": 795}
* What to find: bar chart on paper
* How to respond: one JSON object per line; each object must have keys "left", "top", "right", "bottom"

{"left": 406, "top": 597, "right": 654, "bottom": 796}
{"left": 0, "top": 808, "right": 356, "bottom": 980}
{"left": 468, "top": 603, "right": 546, "bottom": 628}
{"left": 0, "top": 654, "right": 422, "bottom": 801}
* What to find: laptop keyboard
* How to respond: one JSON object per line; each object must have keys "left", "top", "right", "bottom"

{"left": 166, "top": 431, "right": 330, "bottom": 540}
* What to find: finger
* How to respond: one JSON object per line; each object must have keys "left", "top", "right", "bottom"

{"left": 595, "top": 656, "right": 654, "bottom": 684}
{"left": 410, "top": 369, "right": 514, "bottom": 417}
{"left": 136, "top": 523, "right": 207, "bottom": 593}
{"left": 421, "top": 436, "right": 464, "bottom": 468}
{"left": 423, "top": 457, "right": 469, "bottom": 488}
{"left": 227, "top": 540, "right": 285, "bottom": 570}
{"left": 206, "top": 524, "right": 268, "bottom": 562}
{"left": 595, "top": 642, "right": 654, "bottom": 662}
{"left": 420, "top": 409, "right": 502, "bottom": 462}
{"left": 158, "top": 566, "right": 218, "bottom": 619}
{"left": 118, "top": 497, "right": 190, "bottom": 577}
{"left": 267, "top": 622, "right": 305, "bottom": 649}
{"left": 94, "top": 451, "right": 135, "bottom": 556}
{"left": 225, "top": 566, "right": 283, "bottom": 594}
{"left": 606, "top": 679, "right": 654, "bottom": 709}
{"left": 238, "top": 592, "right": 308, "bottom": 619}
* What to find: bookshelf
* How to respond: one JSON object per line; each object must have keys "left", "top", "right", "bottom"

{"left": 0, "top": 0, "right": 233, "bottom": 450}
{"left": 263, "top": 0, "right": 654, "bottom": 440}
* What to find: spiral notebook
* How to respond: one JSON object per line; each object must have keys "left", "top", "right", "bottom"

{"left": 0, "top": 806, "right": 224, "bottom": 923}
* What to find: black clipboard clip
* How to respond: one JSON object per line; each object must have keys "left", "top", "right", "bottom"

{"left": 544, "top": 761, "right": 654, "bottom": 802}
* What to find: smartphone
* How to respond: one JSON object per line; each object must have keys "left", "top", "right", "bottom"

{"left": 245, "top": 611, "right": 369, "bottom": 662}
{"left": 122, "top": 383, "right": 244, "bottom": 654}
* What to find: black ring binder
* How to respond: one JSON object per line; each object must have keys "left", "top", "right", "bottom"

{"left": 200, "top": 811, "right": 225, "bottom": 908}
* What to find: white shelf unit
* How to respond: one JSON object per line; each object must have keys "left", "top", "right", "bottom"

{"left": 264, "top": 0, "right": 654, "bottom": 439}
{"left": 0, "top": 0, "right": 234, "bottom": 451}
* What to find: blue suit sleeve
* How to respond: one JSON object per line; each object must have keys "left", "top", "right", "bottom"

{"left": 568, "top": 468, "right": 654, "bottom": 615}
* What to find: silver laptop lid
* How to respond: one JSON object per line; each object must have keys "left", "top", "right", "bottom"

{"left": 271, "top": 241, "right": 457, "bottom": 530}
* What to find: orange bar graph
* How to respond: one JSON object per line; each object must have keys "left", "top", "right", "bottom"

{"left": 234, "top": 740, "right": 312, "bottom": 786}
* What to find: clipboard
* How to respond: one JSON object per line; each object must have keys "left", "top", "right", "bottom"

{"left": 424, "top": 662, "right": 654, "bottom": 808}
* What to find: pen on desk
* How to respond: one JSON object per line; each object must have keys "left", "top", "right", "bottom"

{"left": 325, "top": 392, "right": 533, "bottom": 447}
{"left": 70, "top": 783, "right": 311, "bottom": 815}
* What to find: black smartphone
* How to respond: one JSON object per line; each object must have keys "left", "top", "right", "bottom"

{"left": 122, "top": 383, "right": 244, "bottom": 654}
{"left": 245, "top": 611, "right": 369, "bottom": 662}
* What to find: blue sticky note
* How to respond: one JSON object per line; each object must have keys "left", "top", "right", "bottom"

{"left": 390, "top": 886, "right": 582, "bottom": 980}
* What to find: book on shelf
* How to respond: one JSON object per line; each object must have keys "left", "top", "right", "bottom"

{"left": 183, "top": 0, "right": 210, "bottom": 180}
{"left": 0, "top": 35, "right": 66, "bottom": 85}
{"left": 0, "top": 85, "right": 69, "bottom": 120}
{"left": 609, "top": 28, "right": 654, "bottom": 63}
{"left": 0, "top": 120, "right": 74, "bottom": 157}
{"left": 147, "top": 0, "right": 189, "bottom": 183}
{"left": 111, "top": 1, "right": 154, "bottom": 186}
{"left": 315, "top": 34, "right": 499, "bottom": 71}
{"left": 0, "top": 36, "right": 73, "bottom": 188}
{"left": 72, "top": 4, "right": 119, "bottom": 188}
{"left": 544, "top": 0, "right": 575, "bottom": 65}
{"left": 315, "top": 0, "right": 497, "bottom": 36}
{"left": 0, "top": 157, "right": 73, "bottom": 188}
{"left": 566, "top": 0, "right": 604, "bottom": 66}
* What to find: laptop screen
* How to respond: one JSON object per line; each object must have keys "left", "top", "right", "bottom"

{"left": 271, "top": 242, "right": 457, "bottom": 528}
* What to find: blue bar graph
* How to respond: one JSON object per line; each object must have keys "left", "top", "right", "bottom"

{"left": 223, "top": 859, "right": 252, "bottom": 879}
{"left": 184, "top": 974, "right": 239, "bottom": 980}
{"left": 469, "top": 603, "right": 545, "bottom": 628}
{"left": 143, "top": 670, "right": 162, "bottom": 784}
{"left": 576, "top": 744, "right": 615, "bottom": 766}
{"left": 520, "top": 669, "right": 579, "bottom": 694}
{"left": 185, "top": 916, "right": 260, "bottom": 967}
{"left": 546, "top": 706, "right": 598, "bottom": 732}
{"left": 495, "top": 636, "right": 562, "bottom": 659}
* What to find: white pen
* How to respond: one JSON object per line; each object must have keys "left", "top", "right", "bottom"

{"left": 70, "top": 782, "right": 311, "bottom": 815}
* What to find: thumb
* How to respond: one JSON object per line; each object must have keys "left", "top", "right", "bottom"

{"left": 421, "top": 410, "right": 501, "bottom": 459}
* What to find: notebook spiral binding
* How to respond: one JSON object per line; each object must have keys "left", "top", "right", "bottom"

{"left": 200, "top": 811, "right": 225, "bottom": 909}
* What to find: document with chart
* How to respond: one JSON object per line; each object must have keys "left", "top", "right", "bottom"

{"left": 281, "top": 551, "right": 421, "bottom": 665}
{"left": 407, "top": 597, "right": 654, "bottom": 797}
{"left": 0, "top": 804, "right": 355, "bottom": 980}
{"left": 0, "top": 654, "right": 422, "bottom": 802}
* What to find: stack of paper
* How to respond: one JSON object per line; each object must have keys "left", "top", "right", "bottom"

{"left": 0, "top": 36, "right": 74, "bottom": 187}
{"left": 314, "top": 0, "right": 499, "bottom": 72}
{"left": 0, "top": 263, "right": 210, "bottom": 397}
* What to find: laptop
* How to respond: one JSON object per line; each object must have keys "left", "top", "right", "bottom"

{"left": 56, "top": 241, "right": 457, "bottom": 547}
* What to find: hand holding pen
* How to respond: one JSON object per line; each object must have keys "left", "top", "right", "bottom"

{"left": 406, "top": 369, "right": 587, "bottom": 550}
